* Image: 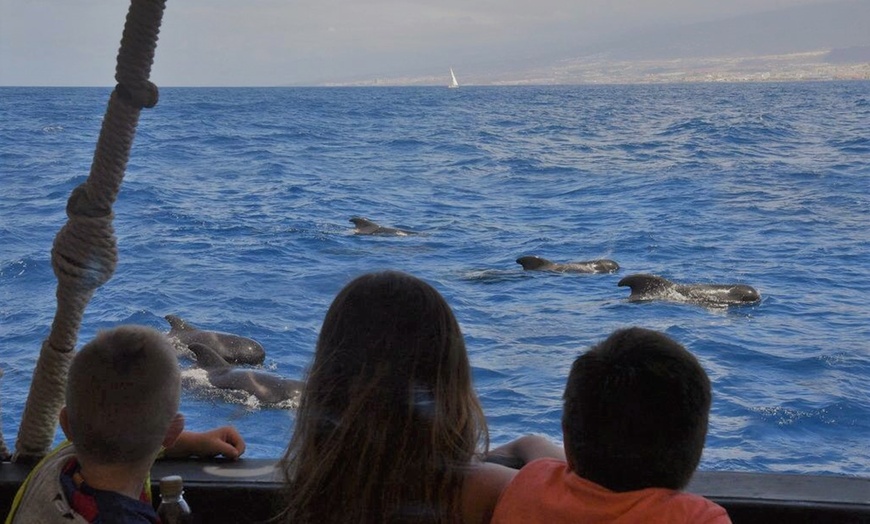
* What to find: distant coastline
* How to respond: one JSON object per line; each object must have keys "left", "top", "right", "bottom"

{"left": 326, "top": 50, "right": 870, "bottom": 87}
{"left": 4, "top": 49, "right": 865, "bottom": 89}
{"left": 328, "top": 0, "right": 870, "bottom": 88}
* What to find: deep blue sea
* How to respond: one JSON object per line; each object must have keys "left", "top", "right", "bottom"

{"left": 1, "top": 83, "right": 869, "bottom": 476}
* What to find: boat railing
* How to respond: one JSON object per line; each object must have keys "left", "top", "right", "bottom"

{"left": 2, "top": 459, "right": 870, "bottom": 522}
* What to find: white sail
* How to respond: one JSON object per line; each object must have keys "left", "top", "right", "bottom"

{"left": 449, "top": 68, "right": 459, "bottom": 88}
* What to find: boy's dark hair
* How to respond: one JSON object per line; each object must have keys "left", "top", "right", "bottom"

{"left": 562, "top": 327, "right": 711, "bottom": 492}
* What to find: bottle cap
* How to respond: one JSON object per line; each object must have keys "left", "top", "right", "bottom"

{"left": 160, "top": 475, "right": 184, "bottom": 497}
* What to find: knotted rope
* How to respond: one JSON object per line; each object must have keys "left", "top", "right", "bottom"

{"left": 12, "top": 0, "right": 167, "bottom": 462}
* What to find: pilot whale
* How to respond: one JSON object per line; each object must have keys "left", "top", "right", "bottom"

{"left": 350, "top": 217, "right": 417, "bottom": 236}
{"left": 187, "top": 343, "right": 304, "bottom": 404}
{"left": 517, "top": 256, "right": 620, "bottom": 274}
{"left": 165, "top": 315, "right": 266, "bottom": 365}
{"left": 618, "top": 274, "right": 761, "bottom": 307}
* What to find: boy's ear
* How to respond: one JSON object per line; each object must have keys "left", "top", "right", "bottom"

{"left": 59, "top": 407, "right": 72, "bottom": 440}
{"left": 162, "top": 412, "right": 186, "bottom": 449}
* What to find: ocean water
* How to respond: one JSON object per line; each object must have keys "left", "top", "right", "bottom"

{"left": 1, "top": 83, "right": 868, "bottom": 476}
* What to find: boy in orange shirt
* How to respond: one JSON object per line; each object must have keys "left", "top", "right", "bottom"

{"left": 491, "top": 327, "right": 731, "bottom": 523}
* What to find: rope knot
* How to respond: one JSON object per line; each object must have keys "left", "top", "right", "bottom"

{"left": 67, "top": 185, "right": 111, "bottom": 218}
{"left": 115, "top": 81, "right": 159, "bottom": 109}
{"left": 54, "top": 183, "right": 118, "bottom": 292}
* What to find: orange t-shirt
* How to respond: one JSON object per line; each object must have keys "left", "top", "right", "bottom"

{"left": 491, "top": 459, "right": 731, "bottom": 524}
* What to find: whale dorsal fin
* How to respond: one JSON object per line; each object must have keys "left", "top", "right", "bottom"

{"left": 350, "top": 217, "right": 376, "bottom": 227}
{"left": 187, "top": 342, "right": 231, "bottom": 369}
{"left": 617, "top": 274, "right": 673, "bottom": 297}
{"left": 516, "top": 256, "right": 552, "bottom": 270}
{"left": 165, "top": 314, "right": 196, "bottom": 332}
{"left": 350, "top": 217, "right": 386, "bottom": 235}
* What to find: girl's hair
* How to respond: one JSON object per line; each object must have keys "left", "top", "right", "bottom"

{"left": 278, "top": 271, "right": 488, "bottom": 524}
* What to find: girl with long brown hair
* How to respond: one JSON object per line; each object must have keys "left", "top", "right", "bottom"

{"left": 277, "top": 270, "right": 536, "bottom": 524}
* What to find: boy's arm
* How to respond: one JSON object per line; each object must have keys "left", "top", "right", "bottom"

{"left": 163, "top": 426, "right": 246, "bottom": 460}
{"left": 485, "top": 435, "right": 565, "bottom": 469}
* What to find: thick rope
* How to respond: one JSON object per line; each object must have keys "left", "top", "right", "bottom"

{"left": 13, "top": 0, "right": 167, "bottom": 462}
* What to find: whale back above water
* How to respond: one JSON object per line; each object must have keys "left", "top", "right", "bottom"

{"left": 187, "top": 342, "right": 304, "bottom": 405}
{"left": 617, "top": 274, "right": 761, "bottom": 307}
{"left": 165, "top": 314, "right": 266, "bottom": 365}
{"left": 349, "top": 217, "right": 416, "bottom": 236}
{"left": 516, "top": 255, "right": 620, "bottom": 274}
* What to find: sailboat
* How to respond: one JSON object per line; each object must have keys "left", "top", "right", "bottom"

{"left": 448, "top": 67, "right": 459, "bottom": 89}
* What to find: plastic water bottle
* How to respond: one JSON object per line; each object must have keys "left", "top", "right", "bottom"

{"left": 157, "top": 475, "right": 193, "bottom": 523}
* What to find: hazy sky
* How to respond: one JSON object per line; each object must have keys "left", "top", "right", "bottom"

{"left": 0, "top": 0, "right": 845, "bottom": 86}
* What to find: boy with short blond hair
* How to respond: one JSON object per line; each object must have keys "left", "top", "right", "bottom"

{"left": 7, "top": 325, "right": 245, "bottom": 523}
{"left": 65, "top": 325, "right": 183, "bottom": 467}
